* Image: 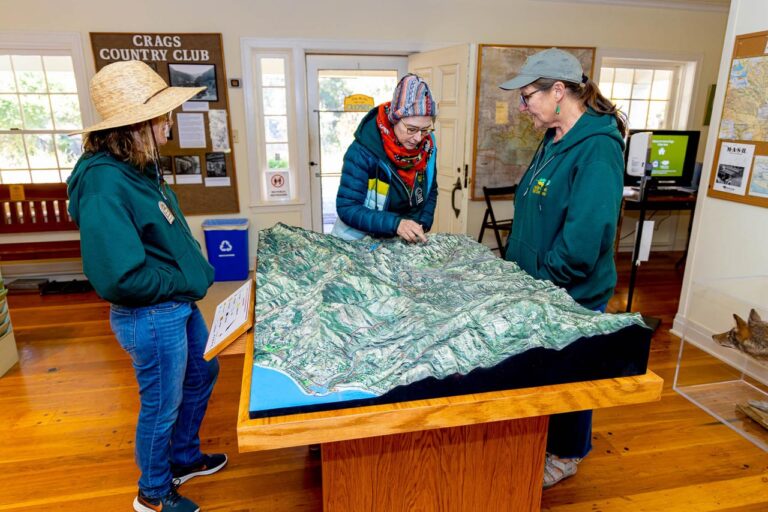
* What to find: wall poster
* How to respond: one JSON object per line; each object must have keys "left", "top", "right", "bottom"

{"left": 470, "top": 44, "right": 595, "bottom": 200}
{"left": 90, "top": 32, "right": 239, "bottom": 215}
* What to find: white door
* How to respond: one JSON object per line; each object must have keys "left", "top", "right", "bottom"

{"left": 306, "top": 55, "right": 408, "bottom": 233}
{"left": 408, "top": 45, "right": 471, "bottom": 234}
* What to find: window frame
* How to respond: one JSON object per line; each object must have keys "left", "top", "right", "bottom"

{"left": 596, "top": 50, "right": 700, "bottom": 131}
{"left": 0, "top": 32, "right": 93, "bottom": 186}
{"left": 244, "top": 48, "right": 302, "bottom": 206}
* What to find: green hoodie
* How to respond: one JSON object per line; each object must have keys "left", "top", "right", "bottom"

{"left": 67, "top": 152, "right": 214, "bottom": 307}
{"left": 505, "top": 109, "right": 625, "bottom": 310}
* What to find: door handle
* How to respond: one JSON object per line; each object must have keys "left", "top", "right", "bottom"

{"left": 451, "top": 178, "right": 461, "bottom": 218}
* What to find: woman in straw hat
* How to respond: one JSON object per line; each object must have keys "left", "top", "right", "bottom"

{"left": 332, "top": 73, "right": 438, "bottom": 243}
{"left": 499, "top": 48, "right": 627, "bottom": 489}
{"left": 67, "top": 60, "right": 226, "bottom": 512}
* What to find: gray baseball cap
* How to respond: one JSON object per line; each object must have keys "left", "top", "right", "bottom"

{"left": 499, "top": 48, "right": 584, "bottom": 90}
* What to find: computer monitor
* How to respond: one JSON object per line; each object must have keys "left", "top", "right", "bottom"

{"left": 624, "top": 129, "right": 700, "bottom": 187}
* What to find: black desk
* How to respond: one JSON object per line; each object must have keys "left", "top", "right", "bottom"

{"left": 621, "top": 189, "right": 697, "bottom": 312}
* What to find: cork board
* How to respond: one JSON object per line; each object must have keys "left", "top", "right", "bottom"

{"left": 90, "top": 32, "right": 239, "bottom": 215}
{"left": 707, "top": 30, "right": 768, "bottom": 208}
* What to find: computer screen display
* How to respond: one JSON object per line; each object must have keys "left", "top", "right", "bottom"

{"left": 624, "top": 130, "right": 700, "bottom": 187}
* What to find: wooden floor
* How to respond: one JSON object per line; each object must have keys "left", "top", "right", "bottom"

{"left": 1, "top": 252, "right": 767, "bottom": 511}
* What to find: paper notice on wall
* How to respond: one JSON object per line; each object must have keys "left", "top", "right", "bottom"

{"left": 495, "top": 101, "right": 509, "bottom": 125}
{"left": 208, "top": 110, "right": 231, "bottom": 153}
{"left": 182, "top": 101, "right": 209, "bottom": 112}
{"left": 748, "top": 155, "right": 768, "bottom": 198}
{"left": 266, "top": 170, "right": 289, "bottom": 199}
{"left": 205, "top": 177, "right": 231, "bottom": 187}
{"left": 177, "top": 113, "right": 207, "bottom": 148}
{"left": 713, "top": 142, "right": 755, "bottom": 195}
{"left": 635, "top": 220, "right": 654, "bottom": 262}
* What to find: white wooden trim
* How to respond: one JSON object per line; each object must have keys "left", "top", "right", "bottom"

{"left": 595, "top": 48, "right": 703, "bottom": 130}
{"left": 0, "top": 31, "right": 95, "bottom": 130}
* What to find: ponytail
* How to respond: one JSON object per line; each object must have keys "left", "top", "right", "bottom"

{"left": 569, "top": 79, "right": 627, "bottom": 137}
{"left": 531, "top": 77, "right": 627, "bottom": 137}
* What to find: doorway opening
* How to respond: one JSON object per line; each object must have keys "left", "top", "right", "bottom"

{"left": 307, "top": 55, "right": 407, "bottom": 233}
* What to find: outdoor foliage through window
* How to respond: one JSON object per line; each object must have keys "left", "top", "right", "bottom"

{"left": 0, "top": 54, "right": 84, "bottom": 184}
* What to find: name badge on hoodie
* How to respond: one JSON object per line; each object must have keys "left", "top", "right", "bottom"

{"left": 158, "top": 201, "right": 175, "bottom": 224}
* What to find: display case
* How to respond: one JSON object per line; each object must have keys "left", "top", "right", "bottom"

{"left": 674, "top": 276, "right": 768, "bottom": 450}
{"left": 0, "top": 268, "right": 18, "bottom": 377}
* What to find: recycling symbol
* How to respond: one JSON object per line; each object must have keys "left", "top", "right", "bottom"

{"left": 219, "top": 240, "right": 233, "bottom": 252}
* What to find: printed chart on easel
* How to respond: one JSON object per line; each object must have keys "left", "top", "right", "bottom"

{"left": 204, "top": 279, "right": 254, "bottom": 360}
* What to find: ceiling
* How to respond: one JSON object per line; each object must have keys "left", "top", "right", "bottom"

{"left": 536, "top": 0, "right": 730, "bottom": 12}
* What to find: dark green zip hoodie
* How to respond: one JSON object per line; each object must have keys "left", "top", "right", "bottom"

{"left": 67, "top": 152, "right": 214, "bottom": 307}
{"left": 505, "top": 109, "right": 625, "bottom": 310}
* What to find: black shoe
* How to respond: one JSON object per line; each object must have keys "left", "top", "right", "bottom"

{"left": 134, "top": 488, "right": 199, "bottom": 512}
{"left": 172, "top": 453, "right": 228, "bottom": 487}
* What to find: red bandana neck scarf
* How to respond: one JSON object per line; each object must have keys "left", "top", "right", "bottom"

{"left": 376, "top": 103, "right": 432, "bottom": 188}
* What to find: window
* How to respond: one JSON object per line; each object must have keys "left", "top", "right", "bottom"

{"left": 599, "top": 58, "right": 696, "bottom": 131}
{"left": 251, "top": 52, "right": 297, "bottom": 202}
{"left": 0, "top": 53, "right": 84, "bottom": 184}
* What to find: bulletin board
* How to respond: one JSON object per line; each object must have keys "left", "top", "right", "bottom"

{"left": 707, "top": 30, "right": 768, "bottom": 208}
{"left": 89, "top": 32, "right": 239, "bottom": 215}
{"left": 470, "top": 45, "right": 595, "bottom": 200}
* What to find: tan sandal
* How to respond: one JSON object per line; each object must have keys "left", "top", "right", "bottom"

{"left": 543, "top": 453, "right": 581, "bottom": 489}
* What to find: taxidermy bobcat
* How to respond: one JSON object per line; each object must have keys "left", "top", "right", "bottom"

{"left": 713, "top": 309, "right": 768, "bottom": 360}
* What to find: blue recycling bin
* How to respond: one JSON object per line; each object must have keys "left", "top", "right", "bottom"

{"left": 202, "top": 218, "right": 250, "bottom": 281}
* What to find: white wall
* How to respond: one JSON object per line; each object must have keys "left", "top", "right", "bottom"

{"left": 674, "top": 0, "right": 768, "bottom": 335}
{"left": 0, "top": 0, "right": 728, "bottom": 273}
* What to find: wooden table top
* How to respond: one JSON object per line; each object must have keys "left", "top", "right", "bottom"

{"left": 231, "top": 330, "right": 664, "bottom": 451}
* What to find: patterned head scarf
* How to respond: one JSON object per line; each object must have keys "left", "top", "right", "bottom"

{"left": 387, "top": 73, "right": 437, "bottom": 124}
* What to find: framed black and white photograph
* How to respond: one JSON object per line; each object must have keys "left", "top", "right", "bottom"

{"left": 174, "top": 155, "right": 203, "bottom": 184}
{"left": 159, "top": 156, "right": 173, "bottom": 175}
{"left": 716, "top": 164, "right": 744, "bottom": 187}
{"left": 206, "top": 152, "right": 227, "bottom": 178}
{"left": 175, "top": 155, "right": 201, "bottom": 175}
{"left": 159, "top": 156, "right": 174, "bottom": 184}
{"left": 168, "top": 63, "right": 218, "bottom": 102}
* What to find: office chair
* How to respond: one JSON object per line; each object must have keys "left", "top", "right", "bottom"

{"left": 477, "top": 185, "right": 517, "bottom": 255}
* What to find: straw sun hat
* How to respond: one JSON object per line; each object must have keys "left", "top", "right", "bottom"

{"left": 71, "top": 60, "right": 205, "bottom": 134}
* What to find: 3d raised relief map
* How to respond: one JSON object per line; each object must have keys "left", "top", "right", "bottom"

{"left": 251, "top": 223, "right": 645, "bottom": 409}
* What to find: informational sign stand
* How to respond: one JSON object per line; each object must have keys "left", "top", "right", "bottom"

{"left": 203, "top": 279, "right": 254, "bottom": 361}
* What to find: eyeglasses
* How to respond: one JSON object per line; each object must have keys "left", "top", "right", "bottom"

{"left": 519, "top": 88, "right": 544, "bottom": 107}
{"left": 402, "top": 123, "right": 435, "bottom": 136}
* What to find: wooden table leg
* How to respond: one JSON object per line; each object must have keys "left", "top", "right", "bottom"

{"left": 322, "top": 415, "right": 549, "bottom": 511}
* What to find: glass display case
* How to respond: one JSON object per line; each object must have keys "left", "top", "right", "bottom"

{"left": 674, "top": 276, "right": 768, "bottom": 450}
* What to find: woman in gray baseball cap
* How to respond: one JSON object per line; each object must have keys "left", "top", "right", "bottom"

{"left": 500, "top": 48, "right": 627, "bottom": 489}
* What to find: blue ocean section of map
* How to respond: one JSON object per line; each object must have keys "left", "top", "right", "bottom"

{"left": 249, "top": 364, "right": 377, "bottom": 413}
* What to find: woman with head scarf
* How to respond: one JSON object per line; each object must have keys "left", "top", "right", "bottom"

{"left": 332, "top": 73, "right": 438, "bottom": 243}
{"left": 67, "top": 60, "right": 227, "bottom": 512}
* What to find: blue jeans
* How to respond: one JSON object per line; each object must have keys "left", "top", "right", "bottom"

{"left": 546, "top": 302, "right": 607, "bottom": 459}
{"left": 110, "top": 301, "right": 219, "bottom": 498}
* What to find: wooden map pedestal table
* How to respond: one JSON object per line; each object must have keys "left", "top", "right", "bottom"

{"left": 230, "top": 331, "right": 663, "bottom": 511}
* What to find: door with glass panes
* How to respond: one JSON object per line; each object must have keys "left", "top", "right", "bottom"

{"left": 306, "top": 55, "right": 407, "bottom": 233}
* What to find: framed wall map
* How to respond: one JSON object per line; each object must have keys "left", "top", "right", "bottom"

{"left": 707, "top": 30, "right": 768, "bottom": 208}
{"left": 470, "top": 45, "right": 595, "bottom": 200}
{"left": 89, "top": 32, "right": 239, "bottom": 215}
